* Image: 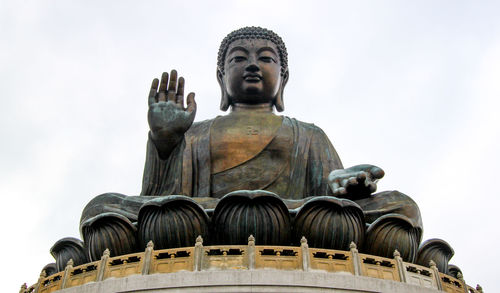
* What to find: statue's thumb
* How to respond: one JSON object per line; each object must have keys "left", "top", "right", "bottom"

{"left": 186, "top": 92, "right": 196, "bottom": 114}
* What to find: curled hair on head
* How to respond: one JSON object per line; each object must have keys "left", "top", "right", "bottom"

{"left": 217, "top": 26, "right": 288, "bottom": 75}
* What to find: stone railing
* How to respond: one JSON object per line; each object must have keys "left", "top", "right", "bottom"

{"left": 21, "top": 236, "right": 482, "bottom": 293}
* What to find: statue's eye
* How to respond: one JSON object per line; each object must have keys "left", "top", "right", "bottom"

{"left": 230, "top": 56, "right": 247, "bottom": 63}
{"left": 259, "top": 56, "right": 275, "bottom": 63}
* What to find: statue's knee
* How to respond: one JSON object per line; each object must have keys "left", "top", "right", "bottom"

{"left": 80, "top": 192, "right": 128, "bottom": 225}
{"left": 381, "top": 190, "right": 422, "bottom": 225}
{"left": 87, "top": 192, "right": 128, "bottom": 206}
{"left": 359, "top": 190, "right": 422, "bottom": 229}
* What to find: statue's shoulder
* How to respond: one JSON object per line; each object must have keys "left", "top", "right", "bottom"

{"left": 186, "top": 118, "right": 217, "bottom": 135}
{"left": 283, "top": 116, "right": 328, "bottom": 137}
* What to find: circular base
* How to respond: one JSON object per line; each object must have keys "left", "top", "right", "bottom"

{"left": 58, "top": 270, "right": 439, "bottom": 293}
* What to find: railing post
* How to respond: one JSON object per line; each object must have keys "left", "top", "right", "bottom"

{"left": 142, "top": 241, "right": 154, "bottom": 275}
{"left": 476, "top": 284, "right": 483, "bottom": 293}
{"left": 393, "top": 250, "right": 407, "bottom": 283}
{"left": 19, "top": 283, "right": 27, "bottom": 293}
{"left": 96, "top": 248, "right": 110, "bottom": 281}
{"left": 429, "top": 260, "right": 444, "bottom": 291}
{"left": 33, "top": 270, "right": 46, "bottom": 293}
{"left": 300, "top": 236, "right": 310, "bottom": 271}
{"left": 248, "top": 235, "right": 255, "bottom": 269}
{"left": 349, "top": 242, "right": 361, "bottom": 276}
{"left": 194, "top": 235, "right": 203, "bottom": 271}
{"left": 60, "top": 258, "right": 74, "bottom": 289}
{"left": 456, "top": 272, "right": 468, "bottom": 293}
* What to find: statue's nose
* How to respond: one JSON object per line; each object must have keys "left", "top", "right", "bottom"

{"left": 245, "top": 57, "right": 259, "bottom": 72}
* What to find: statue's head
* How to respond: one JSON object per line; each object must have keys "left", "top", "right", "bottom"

{"left": 217, "top": 27, "right": 289, "bottom": 112}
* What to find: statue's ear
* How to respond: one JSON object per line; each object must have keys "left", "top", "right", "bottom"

{"left": 217, "top": 69, "right": 230, "bottom": 111}
{"left": 275, "top": 69, "right": 289, "bottom": 112}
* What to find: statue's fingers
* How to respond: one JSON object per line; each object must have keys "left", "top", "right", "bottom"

{"left": 159, "top": 72, "right": 168, "bottom": 91}
{"left": 186, "top": 92, "right": 196, "bottom": 114}
{"left": 364, "top": 178, "right": 377, "bottom": 193}
{"left": 367, "top": 182, "right": 377, "bottom": 193}
{"left": 356, "top": 171, "right": 368, "bottom": 186}
{"left": 148, "top": 78, "right": 159, "bottom": 105}
{"left": 176, "top": 77, "right": 185, "bottom": 106}
{"left": 331, "top": 181, "right": 340, "bottom": 192}
{"left": 348, "top": 176, "right": 358, "bottom": 185}
{"left": 337, "top": 187, "right": 347, "bottom": 195}
{"left": 331, "top": 184, "right": 347, "bottom": 196}
{"left": 370, "top": 166, "right": 385, "bottom": 179}
{"left": 168, "top": 70, "right": 177, "bottom": 91}
{"left": 364, "top": 177, "right": 372, "bottom": 187}
{"left": 158, "top": 72, "right": 169, "bottom": 102}
{"left": 357, "top": 171, "right": 367, "bottom": 180}
{"left": 158, "top": 92, "right": 167, "bottom": 102}
{"left": 167, "top": 69, "right": 177, "bottom": 101}
{"left": 341, "top": 178, "right": 350, "bottom": 188}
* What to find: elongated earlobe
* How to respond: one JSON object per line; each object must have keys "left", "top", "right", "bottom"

{"left": 217, "top": 69, "right": 230, "bottom": 111}
{"left": 274, "top": 69, "right": 289, "bottom": 112}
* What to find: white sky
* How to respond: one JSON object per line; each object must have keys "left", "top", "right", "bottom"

{"left": 1, "top": 0, "right": 499, "bottom": 291}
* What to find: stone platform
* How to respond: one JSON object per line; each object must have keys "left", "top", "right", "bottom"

{"left": 57, "top": 270, "right": 441, "bottom": 293}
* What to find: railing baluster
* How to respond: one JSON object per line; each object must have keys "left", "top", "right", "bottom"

{"left": 429, "top": 260, "right": 444, "bottom": 291}
{"left": 19, "top": 283, "right": 27, "bottom": 293}
{"left": 248, "top": 235, "right": 255, "bottom": 270}
{"left": 33, "top": 270, "right": 46, "bottom": 293}
{"left": 349, "top": 242, "right": 361, "bottom": 276}
{"left": 393, "top": 250, "right": 407, "bottom": 283}
{"left": 96, "top": 249, "right": 110, "bottom": 281}
{"left": 142, "top": 241, "right": 154, "bottom": 275}
{"left": 60, "top": 259, "right": 74, "bottom": 289}
{"left": 194, "top": 236, "right": 203, "bottom": 271}
{"left": 300, "top": 236, "right": 310, "bottom": 271}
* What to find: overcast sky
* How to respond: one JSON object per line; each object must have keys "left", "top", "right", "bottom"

{"left": 1, "top": 0, "right": 499, "bottom": 291}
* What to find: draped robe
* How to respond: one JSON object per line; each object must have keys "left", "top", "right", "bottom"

{"left": 141, "top": 115, "right": 343, "bottom": 199}
{"left": 81, "top": 113, "right": 422, "bottom": 232}
{"left": 80, "top": 112, "right": 423, "bottom": 260}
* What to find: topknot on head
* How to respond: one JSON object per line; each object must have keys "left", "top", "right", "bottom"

{"left": 217, "top": 26, "right": 288, "bottom": 75}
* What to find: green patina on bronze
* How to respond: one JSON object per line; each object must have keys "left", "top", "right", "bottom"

{"left": 55, "top": 27, "right": 442, "bottom": 273}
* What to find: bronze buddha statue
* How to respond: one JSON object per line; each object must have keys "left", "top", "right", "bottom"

{"left": 70, "top": 27, "right": 435, "bottom": 270}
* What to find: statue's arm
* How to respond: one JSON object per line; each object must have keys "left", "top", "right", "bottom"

{"left": 309, "top": 126, "right": 385, "bottom": 199}
{"left": 141, "top": 130, "right": 185, "bottom": 196}
{"left": 147, "top": 70, "right": 196, "bottom": 159}
{"left": 306, "top": 125, "right": 343, "bottom": 196}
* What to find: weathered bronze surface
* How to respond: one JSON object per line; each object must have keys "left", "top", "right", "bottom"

{"left": 212, "top": 190, "right": 291, "bottom": 245}
{"left": 416, "top": 238, "right": 454, "bottom": 274}
{"left": 447, "top": 264, "right": 463, "bottom": 279}
{"left": 50, "top": 237, "right": 88, "bottom": 272}
{"left": 44, "top": 26, "right": 453, "bottom": 271}
{"left": 137, "top": 196, "right": 209, "bottom": 249}
{"left": 363, "top": 214, "right": 421, "bottom": 262}
{"left": 81, "top": 212, "right": 138, "bottom": 261}
{"left": 41, "top": 263, "right": 57, "bottom": 277}
{"left": 293, "top": 196, "right": 365, "bottom": 250}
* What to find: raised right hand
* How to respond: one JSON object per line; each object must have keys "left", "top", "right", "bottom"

{"left": 148, "top": 70, "right": 196, "bottom": 156}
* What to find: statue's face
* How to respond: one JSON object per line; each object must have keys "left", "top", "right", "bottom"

{"left": 222, "top": 39, "right": 283, "bottom": 105}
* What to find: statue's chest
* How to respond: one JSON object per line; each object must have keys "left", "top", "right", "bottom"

{"left": 210, "top": 114, "right": 284, "bottom": 174}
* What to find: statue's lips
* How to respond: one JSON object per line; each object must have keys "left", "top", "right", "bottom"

{"left": 243, "top": 74, "right": 262, "bottom": 82}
